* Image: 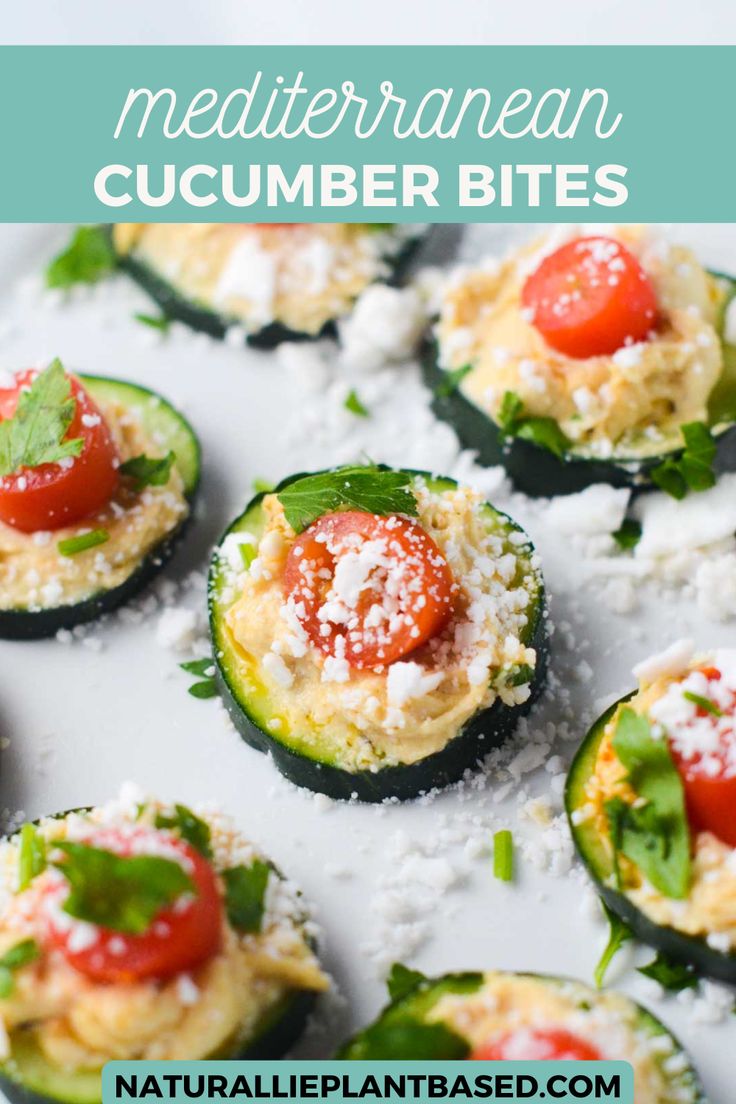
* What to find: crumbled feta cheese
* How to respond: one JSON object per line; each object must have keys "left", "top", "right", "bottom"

{"left": 155, "top": 606, "right": 199, "bottom": 652}
{"left": 544, "top": 485, "right": 630, "bottom": 537}
{"left": 632, "top": 639, "right": 694, "bottom": 685}
{"left": 386, "top": 662, "right": 443, "bottom": 707}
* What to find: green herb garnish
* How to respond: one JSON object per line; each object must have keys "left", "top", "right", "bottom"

{"left": 344, "top": 389, "right": 369, "bottom": 417}
{"left": 57, "top": 529, "right": 109, "bottom": 557}
{"left": 386, "top": 962, "right": 426, "bottom": 1002}
{"left": 180, "top": 658, "right": 217, "bottom": 700}
{"left": 637, "top": 952, "right": 698, "bottom": 992}
{"left": 594, "top": 900, "right": 632, "bottom": 989}
{"left": 651, "top": 422, "right": 717, "bottom": 500}
{"left": 222, "top": 860, "right": 271, "bottom": 933}
{"left": 0, "top": 359, "right": 84, "bottom": 479}
{"left": 119, "top": 451, "right": 175, "bottom": 491}
{"left": 493, "top": 829, "right": 514, "bottom": 882}
{"left": 683, "top": 691, "right": 722, "bottom": 717}
{"left": 604, "top": 707, "right": 691, "bottom": 900}
{"left": 346, "top": 1019, "right": 469, "bottom": 1060}
{"left": 497, "top": 390, "right": 571, "bottom": 459}
{"left": 134, "top": 312, "right": 171, "bottom": 333}
{"left": 507, "top": 663, "right": 534, "bottom": 688}
{"left": 51, "top": 841, "right": 195, "bottom": 935}
{"left": 0, "top": 939, "right": 40, "bottom": 998}
{"left": 155, "top": 804, "right": 212, "bottom": 858}
{"left": 436, "top": 364, "right": 472, "bottom": 398}
{"left": 278, "top": 466, "right": 418, "bottom": 534}
{"left": 18, "top": 824, "right": 46, "bottom": 892}
{"left": 46, "top": 226, "right": 117, "bottom": 289}
{"left": 188, "top": 680, "right": 218, "bottom": 700}
{"left": 612, "top": 518, "right": 642, "bottom": 551}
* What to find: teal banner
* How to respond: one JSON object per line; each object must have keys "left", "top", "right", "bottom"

{"left": 0, "top": 46, "right": 733, "bottom": 222}
{"left": 102, "top": 1060, "right": 634, "bottom": 1104}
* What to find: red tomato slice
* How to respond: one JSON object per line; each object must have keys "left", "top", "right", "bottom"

{"left": 283, "top": 511, "right": 455, "bottom": 669}
{"left": 44, "top": 830, "right": 222, "bottom": 983}
{"left": 471, "top": 1027, "right": 602, "bottom": 1061}
{"left": 668, "top": 668, "right": 736, "bottom": 848}
{"left": 0, "top": 370, "right": 119, "bottom": 533}
{"left": 521, "top": 236, "right": 658, "bottom": 358}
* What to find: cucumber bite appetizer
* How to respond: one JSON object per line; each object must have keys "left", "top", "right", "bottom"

{"left": 209, "top": 465, "right": 547, "bottom": 802}
{"left": 426, "top": 226, "right": 736, "bottom": 495}
{"left": 0, "top": 790, "right": 327, "bottom": 1104}
{"left": 0, "top": 360, "right": 199, "bottom": 640}
{"left": 339, "top": 970, "right": 704, "bottom": 1103}
{"left": 111, "top": 223, "right": 424, "bottom": 346}
{"left": 567, "top": 641, "right": 736, "bottom": 983}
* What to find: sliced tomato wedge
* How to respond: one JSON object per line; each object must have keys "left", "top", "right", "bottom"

{"left": 521, "top": 236, "right": 658, "bottom": 358}
{"left": 283, "top": 511, "right": 455, "bottom": 669}
{"left": 0, "top": 370, "right": 119, "bottom": 533}
{"left": 471, "top": 1027, "right": 602, "bottom": 1061}
{"left": 667, "top": 667, "right": 736, "bottom": 848}
{"left": 44, "top": 829, "right": 222, "bottom": 983}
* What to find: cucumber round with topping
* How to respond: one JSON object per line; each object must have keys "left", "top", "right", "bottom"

{"left": 338, "top": 969, "right": 705, "bottom": 1104}
{"left": 209, "top": 466, "right": 547, "bottom": 802}
{"left": 425, "top": 227, "right": 736, "bottom": 496}
{"left": 0, "top": 374, "right": 200, "bottom": 642}
{"left": 0, "top": 793, "right": 326, "bottom": 1104}
{"left": 110, "top": 223, "right": 426, "bottom": 347}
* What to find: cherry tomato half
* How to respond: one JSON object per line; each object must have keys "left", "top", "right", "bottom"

{"left": 283, "top": 511, "right": 455, "bottom": 669}
{"left": 45, "top": 830, "right": 222, "bottom": 983}
{"left": 0, "top": 370, "right": 119, "bottom": 533}
{"left": 471, "top": 1027, "right": 602, "bottom": 1061}
{"left": 521, "top": 236, "right": 658, "bottom": 359}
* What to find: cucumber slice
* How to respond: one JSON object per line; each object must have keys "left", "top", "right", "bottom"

{"left": 112, "top": 226, "right": 426, "bottom": 347}
{"left": 209, "top": 469, "right": 548, "bottom": 802}
{"left": 425, "top": 271, "right": 736, "bottom": 497}
{"left": 0, "top": 376, "right": 200, "bottom": 641}
{"left": 566, "top": 698, "right": 736, "bottom": 983}
{"left": 338, "top": 970, "right": 705, "bottom": 1103}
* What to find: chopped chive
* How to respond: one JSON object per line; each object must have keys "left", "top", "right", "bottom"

{"left": 240, "top": 543, "right": 256, "bottom": 570}
{"left": 683, "top": 691, "right": 722, "bottom": 717}
{"left": 134, "top": 312, "right": 171, "bottom": 333}
{"left": 253, "top": 478, "right": 274, "bottom": 494}
{"left": 0, "top": 938, "right": 39, "bottom": 997}
{"left": 18, "top": 824, "right": 46, "bottom": 892}
{"left": 188, "top": 680, "right": 218, "bottom": 700}
{"left": 57, "top": 529, "right": 109, "bottom": 557}
{"left": 344, "top": 389, "right": 369, "bottom": 417}
{"left": 493, "top": 830, "right": 514, "bottom": 882}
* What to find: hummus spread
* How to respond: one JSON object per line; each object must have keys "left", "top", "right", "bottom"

{"left": 437, "top": 226, "right": 724, "bottom": 457}
{"left": 0, "top": 791, "right": 327, "bottom": 1070}
{"left": 113, "top": 223, "right": 414, "bottom": 337}
{"left": 0, "top": 395, "right": 189, "bottom": 612}
{"left": 216, "top": 478, "right": 542, "bottom": 771}
{"left": 430, "top": 973, "right": 690, "bottom": 1104}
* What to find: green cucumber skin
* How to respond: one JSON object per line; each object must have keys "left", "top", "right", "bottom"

{"left": 566, "top": 699, "right": 736, "bottom": 985}
{"left": 423, "top": 338, "right": 736, "bottom": 498}
{"left": 210, "top": 469, "right": 548, "bottom": 803}
{"left": 0, "top": 376, "right": 200, "bottom": 642}
{"left": 114, "top": 230, "right": 426, "bottom": 348}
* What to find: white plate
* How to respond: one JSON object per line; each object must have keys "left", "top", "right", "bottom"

{"left": 0, "top": 223, "right": 734, "bottom": 1101}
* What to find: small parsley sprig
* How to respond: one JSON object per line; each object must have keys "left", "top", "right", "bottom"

{"left": 134, "top": 312, "right": 171, "bottom": 333}
{"left": 0, "top": 359, "right": 84, "bottom": 479}
{"left": 497, "top": 390, "right": 571, "bottom": 459}
{"left": 612, "top": 518, "right": 642, "bottom": 551}
{"left": 650, "top": 422, "right": 717, "bottom": 500}
{"left": 180, "top": 657, "right": 218, "bottom": 699}
{"left": 155, "top": 804, "right": 212, "bottom": 858}
{"left": 637, "top": 952, "right": 698, "bottom": 992}
{"left": 222, "top": 860, "right": 271, "bottom": 933}
{"left": 386, "top": 962, "right": 426, "bottom": 1001}
{"left": 594, "top": 900, "right": 632, "bottom": 989}
{"left": 0, "top": 939, "right": 40, "bottom": 998}
{"left": 435, "top": 364, "right": 472, "bottom": 399}
{"left": 119, "top": 451, "right": 175, "bottom": 491}
{"left": 277, "top": 466, "right": 418, "bottom": 534}
{"left": 46, "top": 226, "right": 117, "bottom": 289}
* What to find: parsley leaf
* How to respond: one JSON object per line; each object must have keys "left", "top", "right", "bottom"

{"left": 651, "top": 422, "right": 717, "bottom": 499}
{"left": 17, "top": 823, "right": 46, "bottom": 892}
{"left": 0, "top": 939, "right": 40, "bottom": 999}
{"left": 57, "top": 529, "right": 109, "bottom": 557}
{"left": 497, "top": 390, "right": 570, "bottom": 459}
{"left": 346, "top": 1019, "right": 470, "bottom": 1060}
{"left": 52, "top": 841, "right": 195, "bottom": 935}
{"left": 637, "top": 952, "right": 698, "bottom": 992}
{"left": 222, "top": 861, "right": 271, "bottom": 933}
{"left": 344, "top": 389, "right": 369, "bottom": 417}
{"left": 436, "top": 364, "right": 472, "bottom": 398}
{"left": 134, "top": 312, "right": 171, "bottom": 333}
{"left": 188, "top": 680, "right": 218, "bottom": 700}
{"left": 154, "top": 804, "right": 212, "bottom": 858}
{"left": 179, "top": 658, "right": 215, "bottom": 678}
{"left": 46, "top": 226, "right": 117, "bottom": 289}
{"left": 387, "top": 962, "right": 426, "bottom": 1002}
{"left": 119, "top": 451, "right": 175, "bottom": 491}
{"left": 612, "top": 519, "right": 642, "bottom": 551}
{"left": 278, "top": 466, "right": 418, "bottom": 534}
{"left": 0, "top": 359, "right": 84, "bottom": 479}
{"left": 605, "top": 707, "right": 691, "bottom": 899}
{"left": 594, "top": 900, "right": 632, "bottom": 989}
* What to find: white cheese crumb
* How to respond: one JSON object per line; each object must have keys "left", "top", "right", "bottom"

{"left": 338, "top": 285, "right": 427, "bottom": 372}
{"left": 262, "top": 651, "right": 294, "bottom": 689}
{"left": 544, "top": 485, "right": 630, "bottom": 537}
{"left": 386, "top": 662, "right": 443, "bottom": 707}
{"left": 632, "top": 639, "right": 694, "bottom": 685}
{"left": 155, "top": 607, "right": 199, "bottom": 652}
